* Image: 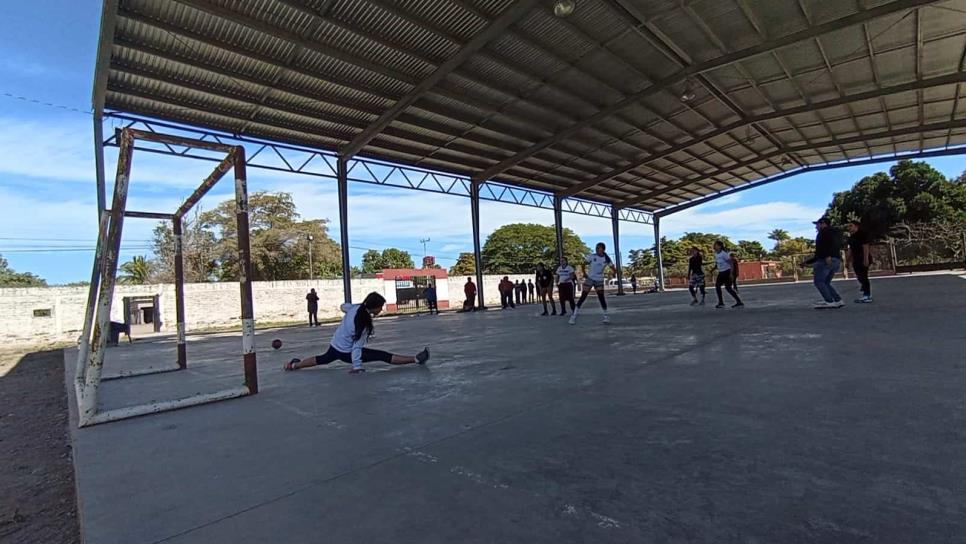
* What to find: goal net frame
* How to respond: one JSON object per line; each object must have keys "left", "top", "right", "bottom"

{"left": 74, "top": 127, "right": 258, "bottom": 427}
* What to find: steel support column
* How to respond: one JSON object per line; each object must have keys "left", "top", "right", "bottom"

{"left": 93, "top": 115, "right": 107, "bottom": 214}
{"left": 653, "top": 216, "right": 665, "bottom": 292}
{"left": 553, "top": 195, "right": 565, "bottom": 263}
{"left": 611, "top": 208, "right": 625, "bottom": 295}
{"left": 172, "top": 216, "right": 187, "bottom": 369}
{"left": 75, "top": 209, "right": 109, "bottom": 395}
{"left": 470, "top": 181, "right": 485, "bottom": 310}
{"left": 337, "top": 156, "right": 352, "bottom": 304}
{"left": 232, "top": 146, "right": 258, "bottom": 394}
{"left": 79, "top": 129, "right": 134, "bottom": 425}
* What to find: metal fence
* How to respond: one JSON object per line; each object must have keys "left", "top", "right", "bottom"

{"left": 393, "top": 276, "right": 435, "bottom": 314}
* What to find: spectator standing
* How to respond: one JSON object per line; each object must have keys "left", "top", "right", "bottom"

{"left": 500, "top": 277, "right": 515, "bottom": 309}
{"left": 464, "top": 277, "right": 477, "bottom": 311}
{"left": 424, "top": 284, "right": 438, "bottom": 315}
{"left": 306, "top": 288, "right": 320, "bottom": 326}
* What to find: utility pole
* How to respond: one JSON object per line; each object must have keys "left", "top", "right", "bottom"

{"left": 306, "top": 234, "right": 314, "bottom": 280}
{"left": 419, "top": 237, "right": 431, "bottom": 263}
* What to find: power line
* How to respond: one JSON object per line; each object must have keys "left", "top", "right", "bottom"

{"left": 0, "top": 91, "right": 92, "bottom": 116}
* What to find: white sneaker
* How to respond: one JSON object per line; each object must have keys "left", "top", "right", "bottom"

{"left": 602, "top": 314, "right": 610, "bottom": 324}
{"left": 832, "top": 300, "right": 845, "bottom": 308}
{"left": 568, "top": 314, "right": 577, "bottom": 325}
{"left": 813, "top": 301, "right": 834, "bottom": 309}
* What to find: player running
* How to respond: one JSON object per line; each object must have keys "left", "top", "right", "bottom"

{"left": 555, "top": 256, "right": 577, "bottom": 318}
{"left": 687, "top": 246, "right": 706, "bottom": 306}
{"left": 569, "top": 242, "right": 616, "bottom": 325}
{"left": 284, "top": 292, "right": 429, "bottom": 374}
{"left": 711, "top": 241, "right": 744, "bottom": 309}
{"left": 534, "top": 263, "right": 557, "bottom": 316}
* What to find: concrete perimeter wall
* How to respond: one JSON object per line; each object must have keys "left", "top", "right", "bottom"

{"left": 0, "top": 275, "right": 535, "bottom": 345}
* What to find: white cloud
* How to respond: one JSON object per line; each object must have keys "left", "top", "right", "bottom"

{"left": 663, "top": 201, "right": 824, "bottom": 241}
{"left": 0, "top": 187, "right": 164, "bottom": 252}
{"left": 696, "top": 193, "right": 742, "bottom": 209}
{"left": 0, "top": 115, "right": 252, "bottom": 190}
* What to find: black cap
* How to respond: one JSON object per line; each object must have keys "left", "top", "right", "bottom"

{"left": 813, "top": 216, "right": 830, "bottom": 225}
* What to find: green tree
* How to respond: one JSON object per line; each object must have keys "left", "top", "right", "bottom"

{"left": 360, "top": 250, "right": 384, "bottom": 274}
{"left": 118, "top": 255, "right": 153, "bottom": 284}
{"left": 200, "top": 192, "right": 342, "bottom": 281}
{"left": 679, "top": 232, "right": 734, "bottom": 256}
{"left": 0, "top": 255, "right": 46, "bottom": 287}
{"left": 381, "top": 248, "right": 415, "bottom": 269}
{"left": 626, "top": 248, "right": 656, "bottom": 276}
{"left": 736, "top": 240, "right": 767, "bottom": 261}
{"left": 151, "top": 208, "right": 219, "bottom": 283}
{"left": 449, "top": 252, "right": 476, "bottom": 275}
{"left": 626, "top": 237, "right": 689, "bottom": 277}
{"left": 771, "top": 236, "right": 815, "bottom": 258}
{"left": 481, "top": 223, "right": 589, "bottom": 274}
{"left": 827, "top": 159, "right": 966, "bottom": 236}
{"left": 360, "top": 248, "right": 415, "bottom": 273}
{"left": 768, "top": 229, "right": 790, "bottom": 250}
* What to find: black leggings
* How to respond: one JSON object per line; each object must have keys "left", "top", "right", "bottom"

{"left": 576, "top": 287, "right": 607, "bottom": 310}
{"left": 853, "top": 262, "right": 871, "bottom": 296}
{"left": 715, "top": 270, "right": 742, "bottom": 305}
{"left": 313, "top": 345, "right": 392, "bottom": 365}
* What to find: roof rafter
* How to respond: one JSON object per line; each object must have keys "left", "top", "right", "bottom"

{"left": 619, "top": 117, "right": 966, "bottom": 207}
{"left": 339, "top": 0, "right": 541, "bottom": 157}
{"left": 558, "top": 70, "right": 966, "bottom": 197}
{"left": 472, "top": 0, "right": 939, "bottom": 183}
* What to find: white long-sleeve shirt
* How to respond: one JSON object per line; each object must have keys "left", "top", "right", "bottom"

{"left": 331, "top": 303, "right": 369, "bottom": 369}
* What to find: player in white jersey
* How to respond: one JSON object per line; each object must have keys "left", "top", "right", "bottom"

{"left": 555, "top": 256, "right": 577, "bottom": 317}
{"left": 569, "top": 242, "right": 616, "bottom": 325}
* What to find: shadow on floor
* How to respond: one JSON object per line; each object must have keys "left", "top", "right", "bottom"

{"left": 0, "top": 348, "right": 79, "bottom": 544}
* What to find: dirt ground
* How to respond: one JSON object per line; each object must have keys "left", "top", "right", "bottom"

{"left": 0, "top": 345, "right": 79, "bottom": 544}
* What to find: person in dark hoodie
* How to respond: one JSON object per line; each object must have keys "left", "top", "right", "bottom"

{"left": 806, "top": 216, "right": 845, "bottom": 309}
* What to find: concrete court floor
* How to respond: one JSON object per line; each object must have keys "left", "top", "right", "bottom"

{"left": 65, "top": 274, "right": 966, "bottom": 544}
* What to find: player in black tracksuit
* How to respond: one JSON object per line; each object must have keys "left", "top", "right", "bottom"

{"left": 535, "top": 263, "right": 557, "bottom": 316}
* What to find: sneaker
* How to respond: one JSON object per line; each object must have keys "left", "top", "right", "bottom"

{"left": 348, "top": 368, "right": 366, "bottom": 374}
{"left": 551, "top": 310, "right": 557, "bottom": 316}
{"left": 690, "top": 299, "right": 698, "bottom": 306}
{"left": 854, "top": 296, "right": 873, "bottom": 304}
{"left": 416, "top": 347, "right": 430, "bottom": 365}
{"left": 715, "top": 303, "right": 725, "bottom": 309}
{"left": 813, "top": 301, "right": 837, "bottom": 309}
{"left": 699, "top": 298, "right": 705, "bottom": 306}
{"left": 568, "top": 314, "right": 577, "bottom": 325}
{"left": 832, "top": 300, "right": 845, "bottom": 308}
{"left": 602, "top": 314, "right": 610, "bottom": 324}
{"left": 732, "top": 303, "right": 745, "bottom": 309}
{"left": 540, "top": 311, "right": 548, "bottom": 316}
{"left": 284, "top": 358, "right": 301, "bottom": 371}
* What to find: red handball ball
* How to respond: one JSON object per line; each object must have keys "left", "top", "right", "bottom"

{"left": 271, "top": 339, "right": 283, "bottom": 350}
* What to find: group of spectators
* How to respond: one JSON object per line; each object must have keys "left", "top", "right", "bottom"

{"left": 497, "top": 277, "right": 536, "bottom": 309}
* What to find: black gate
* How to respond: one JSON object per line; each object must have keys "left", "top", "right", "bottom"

{"left": 394, "top": 276, "right": 435, "bottom": 313}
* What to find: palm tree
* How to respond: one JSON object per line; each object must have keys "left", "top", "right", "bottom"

{"left": 119, "top": 255, "right": 153, "bottom": 284}
{"left": 768, "top": 229, "right": 790, "bottom": 249}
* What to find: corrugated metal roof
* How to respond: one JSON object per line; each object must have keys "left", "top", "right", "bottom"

{"left": 96, "top": 0, "right": 966, "bottom": 213}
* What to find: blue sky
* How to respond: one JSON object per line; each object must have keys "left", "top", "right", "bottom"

{"left": 1, "top": 1, "right": 964, "bottom": 285}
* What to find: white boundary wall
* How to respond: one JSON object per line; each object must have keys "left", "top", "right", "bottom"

{"left": 0, "top": 274, "right": 536, "bottom": 345}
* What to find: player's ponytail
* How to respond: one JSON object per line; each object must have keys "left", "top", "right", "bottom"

{"left": 353, "top": 292, "right": 385, "bottom": 342}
